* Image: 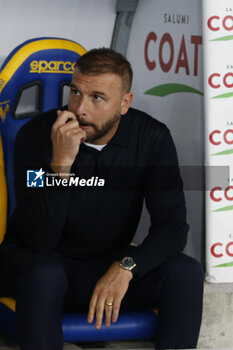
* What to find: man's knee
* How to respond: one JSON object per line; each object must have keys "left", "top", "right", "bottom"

{"left": 18, "top": 253, "right": 68, "bottom": 297}
{"left": 164, "top": 254, "right": 204, "bottom": 287}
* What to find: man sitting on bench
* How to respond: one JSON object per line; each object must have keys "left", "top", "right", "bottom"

{"left": 0, "top": 48, "right": 204, "bottom": 350}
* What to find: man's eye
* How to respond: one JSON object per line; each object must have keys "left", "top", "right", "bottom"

{"left": 93, "top": 95, "right": 102, "bottom": 101}
{"left": 71, "top": 88, "right": 80, "bottom": 96}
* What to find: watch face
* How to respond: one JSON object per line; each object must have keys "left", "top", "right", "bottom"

{"left": 122, "top": 257, "right": 134, "bottom": 268}
{"left": 120, "top": 257, "right": 138, "bottom": 277}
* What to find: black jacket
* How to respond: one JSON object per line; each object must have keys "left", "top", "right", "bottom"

{"left": 4, "top": 107, "right": 189, "bottom": 279}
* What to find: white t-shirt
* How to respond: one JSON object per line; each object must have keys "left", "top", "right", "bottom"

{"left": 83, "top": 142, "right": 107, "bottom": 151}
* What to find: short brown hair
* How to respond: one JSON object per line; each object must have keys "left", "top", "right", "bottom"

{"left": 75, "top": 48, "right": 133, "bottom": 93}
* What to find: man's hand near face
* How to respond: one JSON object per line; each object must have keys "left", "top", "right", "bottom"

{"left": 88, "top": 262, "right": 133, "bottom": 329}
{"left": 50, "top": 110, "right": 86, "bottom": 178}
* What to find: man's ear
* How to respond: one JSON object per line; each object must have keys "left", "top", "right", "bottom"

{"left": 120, "top": 92, "right": 134, "bottom": 115}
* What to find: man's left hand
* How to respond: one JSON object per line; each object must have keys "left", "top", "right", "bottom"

{"left": 88, "top": 261, "right": 133, "bottom": 329}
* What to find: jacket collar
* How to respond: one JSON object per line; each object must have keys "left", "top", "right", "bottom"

{"left": 107, "top": 110, "right": 130, "bottom": 148}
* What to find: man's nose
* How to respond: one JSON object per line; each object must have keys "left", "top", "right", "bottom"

{"left": 76, "top": 97, "right": 87, "bottom": 115}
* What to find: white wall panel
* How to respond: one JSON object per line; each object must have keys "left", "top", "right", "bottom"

{"left": 0, "top": 0, "right": 117, "bottom": 63}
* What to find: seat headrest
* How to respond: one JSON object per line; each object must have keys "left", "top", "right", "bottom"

{"left": 0, "top": 37, "right": 86, "bottom": 217}
{"left": 0, "top": 37, "right": 86, "bottom": 124}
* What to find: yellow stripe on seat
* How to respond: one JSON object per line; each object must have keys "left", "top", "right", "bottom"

{"left": 0, "top": 297, "right": 16, "bottom": 312}
{"left": 0, "top": 136, "right": 7, "bottom": 244}
{"left": 0, "top": 38, "right": 86, "bottom": 93}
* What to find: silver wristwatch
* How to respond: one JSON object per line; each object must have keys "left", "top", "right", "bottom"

{"left": 120, "top": 257, "right": 138, "bottom": 277}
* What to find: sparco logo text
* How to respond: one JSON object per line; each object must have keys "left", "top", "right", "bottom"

{"left": 30, "top": 60, "right": 76, "bottom": 74}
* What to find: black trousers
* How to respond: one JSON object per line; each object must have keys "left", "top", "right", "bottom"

{"left": 0, "top": 244, "right": 204, "bottom": 350}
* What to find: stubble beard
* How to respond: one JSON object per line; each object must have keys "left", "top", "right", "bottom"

{"left": 78, "top": 111, "right": 121, "bottom": 143}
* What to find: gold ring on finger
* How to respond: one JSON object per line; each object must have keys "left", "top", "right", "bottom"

{"left": 105, "top": 302, "right": 113, "bottom": 307}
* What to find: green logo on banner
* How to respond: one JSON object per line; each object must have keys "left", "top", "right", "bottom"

{"left": 212, "top": 92, "right": 233, "bottom": 99}
{"left": 144, "top": 83, "right": 203, "bottom": 97}
{"left": 213, "top": 205, "right": 233, "bottom": 213}
{"left": 214, "top": 261, "right": 233, "bottom": 268}
{"left": 212, "top": 149, "right": 233, "bottom": 156}
{"left": 210, "top": 35, "right": 233, "bottom": 42}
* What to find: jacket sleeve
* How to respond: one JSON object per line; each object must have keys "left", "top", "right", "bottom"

{"left": 5, "top": 121, "right": 71, "bottom": 252}
{"left": 126, "top": 126, "right": 189, "bottom": 279}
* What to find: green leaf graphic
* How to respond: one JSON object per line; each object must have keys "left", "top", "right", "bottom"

{"left": 214, "top": 261, "right": 233, "bottom": 268}
{"left": 212, "top": 92, "right": 233, "bottom": 99}
{"left": 213, "top": 205, "right": 233, "bottom": 212}
{"left": 212, "top": 149, "right": 233, "bottom": 156}
{"left": 144, "top": 84, "right": 203, "bottom": 97}
{"left": 211, "top": 35, "right": 233, "bottom": 42}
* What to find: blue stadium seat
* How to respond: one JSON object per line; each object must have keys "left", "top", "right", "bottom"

{"left": 0, "top": 297, "right": 157, "bottom": 342}
{"left": 0, "top": 37, "right": 86, "bottom": 217}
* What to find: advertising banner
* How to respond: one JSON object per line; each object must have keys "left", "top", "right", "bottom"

{"left": 127, "top": 0, "right": 204, "bottom": 262}
{"left": 203, "top": 1, "right": 233, "bottom": 282}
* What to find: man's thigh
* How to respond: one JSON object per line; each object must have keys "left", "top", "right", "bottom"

{"left": 0, "top": 245, "right": 74, "bottom": 299}
{"left": 121, "top": 253, "right": 204, "bottom": 311}
{"left": 0, "top": 244, "right": 38, "bottom": 298}
{"left": 0, "top": 247, "right": 203, "bottom": 314}
{"left": 0, "top": 244, "right": 112, "bottom": 312}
